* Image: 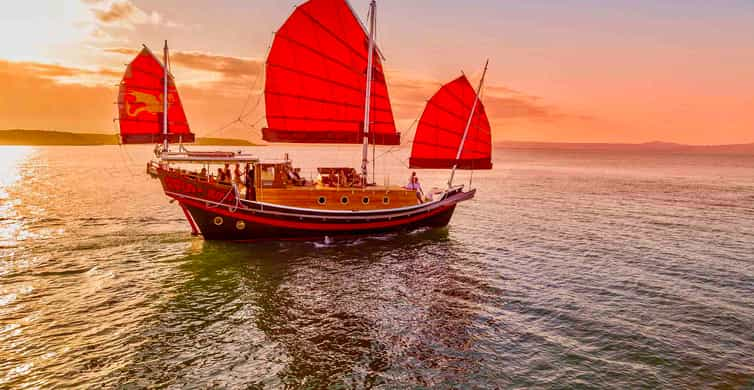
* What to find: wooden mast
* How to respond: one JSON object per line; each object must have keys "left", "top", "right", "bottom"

{"left": 360, "top": 0, "right": 377, "bottom": 185}
{"left": 163, "top": 40, "right": 170, "bottom": 152}
{"left": 448, "top": 60, "right": 489, "bottom": 188}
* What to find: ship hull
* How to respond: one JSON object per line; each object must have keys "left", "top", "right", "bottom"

{"left": 157, "top": 169, "right": 474, "bottom": 242}
{"left": 180, "top": 199, "right": 458, "bottom": 241}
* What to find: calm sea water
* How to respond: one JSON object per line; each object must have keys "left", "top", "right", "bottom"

{"left": 0, "top": 145, "right": 752, "bottom": 388}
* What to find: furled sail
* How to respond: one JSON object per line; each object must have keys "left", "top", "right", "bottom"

{"left": 409, "top": 75, "right": 492, "bottom": 170}
{"left": 118, "top": 46, "right": 194, "bottom": 144}
{"left": 263, "top": 0, "right": 400, "bottom": 145}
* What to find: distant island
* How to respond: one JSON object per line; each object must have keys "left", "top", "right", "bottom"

{"left": 0, "top": 130, "right": 258, "bottom": 146}
{"left": 496, "top": 141, "right": 754, "bottom": 155}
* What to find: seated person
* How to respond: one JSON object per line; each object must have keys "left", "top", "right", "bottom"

{"left": 338, "top": 169, "right": 349, "bottom": 187}
{"left": 287, "top": 168, "right": 305, "bottom": 186}
{"left": 405, "top": 176, "right": 424, "bottom": 203}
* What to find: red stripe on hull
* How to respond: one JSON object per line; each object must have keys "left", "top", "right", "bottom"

{"left": 180, "top": 197, "right": 453, "bottom": 231}
{"left": 177, "top": 198, "right": 457, "bottom": 241}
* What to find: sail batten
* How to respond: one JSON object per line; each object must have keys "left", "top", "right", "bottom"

{"left": 409, "top": 75, "right": 493, "bottom": 170}
{"left": 118, "top": 47, "right": 194, "bottom": 144}
{"left": 272, "top": 35, "right": 366, "bottom": 77}
{"left": 264, "top": 0, "right": 399, "bottom": 145}
{"left": 297, "top": 9, "right": 369, "bottom": 62}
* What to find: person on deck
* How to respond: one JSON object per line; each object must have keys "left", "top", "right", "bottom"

{"left": 245, "top": 163, "right": 256, "bottom": 201}
{"left": 223, "top": 164, "right": 231, "bottom": 184}
{"left": 407, "top": 172, "right": 417, "bottom": 187}
{"left": 339, "top": 169, "right": 348, "bottom": 187}
{"left": 233, "top": 163, "right": 242, "bottom": 186}
{"left": 405, "top": 175, "right": 424, "bottom": 202}
{"left": 217, "top": 168, "right": 226, "bottom": 184}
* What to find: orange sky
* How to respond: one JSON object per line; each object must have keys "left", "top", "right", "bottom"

{"left": 1, "top": 0, "right": 753, "bottom": 145}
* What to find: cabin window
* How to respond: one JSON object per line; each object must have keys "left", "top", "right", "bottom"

{"left": 236, "top": 220, "right": 246, "bottom": 230}
{"left": 340, "top": 196, "right": 350, "bottom": 205}
{"left": 261, "top": 166, "right": 276, "bottom": 187}
{"left": 213, "top": 216, "right": 224, "bottom": 226}
{"left": 317, "top": 196, "right": 327, "bottom": 205}
{"left": 383, "top": 196, "right": 390, "bottom": 205}
{"left": 362, "top": 197, "right": 370, "bottom": 205}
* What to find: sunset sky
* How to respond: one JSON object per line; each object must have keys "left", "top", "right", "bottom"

{"left": 1, "top": 0, "right": 753, "bottom": 145}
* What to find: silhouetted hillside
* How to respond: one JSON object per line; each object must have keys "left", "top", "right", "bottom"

{"left": 0, "top": 130, "right": 257, "bottom": 146}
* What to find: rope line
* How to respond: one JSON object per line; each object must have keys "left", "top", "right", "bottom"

{"left": 202, "top": 33, "right": 274, "bottom": 140}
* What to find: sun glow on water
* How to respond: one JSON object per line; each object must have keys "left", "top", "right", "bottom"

{"left": 0, "top": 146, "right": 36, "bottom": 252}
{"left": 0, "top": 146, "right": 33, "bottom": 197}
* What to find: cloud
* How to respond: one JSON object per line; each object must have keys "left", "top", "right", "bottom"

{"left": 384, "top": 72, "right": 572, "bottom": 130}
{"left": 170, "top": 52, "right": 264, "bottom": 81}
{"left": 483, "top": 94, "right": 560, "bottom": 122}
{"left": 82, "top": 0, "right": 180, "bottom": 31}
{"left": 5, "top": 60, "right": 121, "bottom": 86}
{"left": 103, "top": 47, "right": 138, "bottom": 56}
{"left": 0, "top": 52, "right": 582, "bottom": 143}
{"left": 104, "top": 47, "right": 264, "bottom": 80}
{"left": 92, "top": 1, "right": 136, "bottom": 24}
{"left": 0, "top": 60, "right": 116, "bottom": 132}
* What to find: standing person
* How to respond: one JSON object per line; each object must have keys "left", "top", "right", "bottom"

{"left": 216, "top": 168, "right": 225, "bottom": 184}
{"left": 223, "top": 163, "right": 231, "bottom": 184}
{"left": 233, "top": 163, "right": 242, "bottom": 186}
{"left": 245, "top": 163, "right": 256, "bottom": 201}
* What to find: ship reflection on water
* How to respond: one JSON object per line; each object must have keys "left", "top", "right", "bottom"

{"left": 114, "top": 228, "right": 487, "bottom": 387}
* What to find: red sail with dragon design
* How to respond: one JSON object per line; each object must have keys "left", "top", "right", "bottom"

{"left": 118, "top": 46, "right": 194, "bottom": 144}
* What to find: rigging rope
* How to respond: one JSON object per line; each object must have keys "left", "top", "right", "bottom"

{"left": 202, "top": 32, "right": 274, "bottom": 140}
{"left": 113, "top": 118, "right": 142, "bottom": 178}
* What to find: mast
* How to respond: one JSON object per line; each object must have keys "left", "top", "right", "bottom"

{"left": 448, "top": 60, "right": 489, "bottom": 188}
{"left": 361, "top": 0, "right": 377, "bottom": 185}
{"left": 163, "top": 40, "right": 169, "bottom": 152}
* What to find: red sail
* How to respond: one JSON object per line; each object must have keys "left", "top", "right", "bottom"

{"left": 409, "top": 75, "right": 492, "bottom": 170}
{"left": 263, "top": 0, "right": 399, "bottom": 145}
{"left": 118, "top": 47, "right": 194, "bottom": 144}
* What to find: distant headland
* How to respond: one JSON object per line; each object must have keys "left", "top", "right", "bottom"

{"left": 496, "top": 141, "right": 754, "bottom": 155}
{"left": 0, "top": 130, "right": 258, "bottom": 146}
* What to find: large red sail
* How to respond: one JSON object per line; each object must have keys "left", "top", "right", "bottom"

{"left": 118, "top": 47, "right": 194, "bottom": 144}
{"left": 263, "top": 0, "right": 399, "bottom": 145}
{"left": 409, "top": 75, "right": 492, "bottom": 170}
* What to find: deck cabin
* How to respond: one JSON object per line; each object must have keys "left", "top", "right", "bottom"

{"left": 254, "top": 162, "right": 422, "bottom": 211}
